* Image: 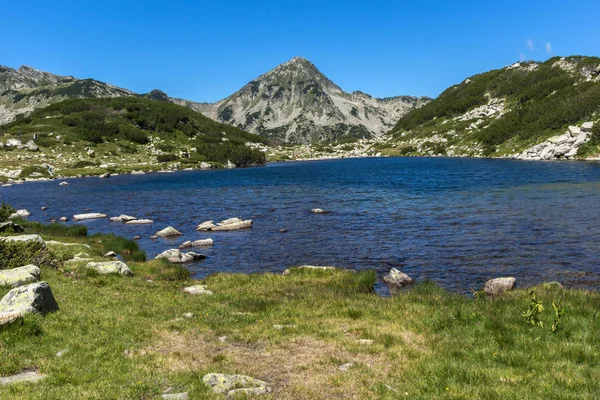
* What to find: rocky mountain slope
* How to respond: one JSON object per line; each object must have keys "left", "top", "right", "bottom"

{"left": 379, "top": 56, "right": 600, "bottom": 160}
{"left": 176, "top": 57, "right": 430, "bottom": 144}
{"left": 0, "top": 65, "right": 135, "bottom": 125}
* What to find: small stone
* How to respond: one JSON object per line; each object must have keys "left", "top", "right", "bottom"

{"left": 104, "top": 251, "right": 117, "bottom": 258}
{"left": 272, "top": 324, "right": 295, "bottom": 330}
{"left": 72, "top": 213, "right": 107, "bottom": 221}
{"left": 133, "top": 236, "right": 141, "bottom": 240}
{"left": 311, "top": 208, "right": 326, "bottom": 214}
{"left": 150, "top": 235, "right": 158, "bottom": 240}
{"left": 218, "top": 336, "right": 227, "bottom": 342}
{"left": 183, "top": 312, "right": 194, "bottom": 319}
{"left": 338, "top": 363, "right": 354, "bottom": 371}
{"left": 483, "top": 277, "right": 516, "bottom": 295}
{"left": 383, "top": 268, "right": 414, "bottom": 290}
{"left": 56, "top": 349, "right": 68, "bottom": 357}
{"left": 59, "top": 181, "right": 69, "bottom": 186}
{"left": 182, "top": 285, "right": 213, "bottom": 295}
{"left": 161, "top": 393, "right": 188, "bottom": 400}
{"left": 59, "top": 217, "right": 68, "bottom": 222}
{"left": 279, "top": 229, "right": 288, "bottom": 233}
{"left": 202, "top": 373, "right": 271, "bottom": 396}
{"left": 40, "top": 206, "right": 48, "bottom": 211}
{"left": 357, "top": 339, "right": 374, "bottom": 345}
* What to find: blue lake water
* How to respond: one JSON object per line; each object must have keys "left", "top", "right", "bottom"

{"left": 2, "top": 157, "right": 600, "bottom": 294}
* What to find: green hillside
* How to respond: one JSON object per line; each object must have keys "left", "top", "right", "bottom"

{"left": 0, "top": 97, "right": 267, "bottom": 179}
{"left": 384, "top": 56, "right": 600, "bottom": 158}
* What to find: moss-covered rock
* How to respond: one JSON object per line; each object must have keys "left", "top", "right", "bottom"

{"left": 85, "top": 261, "right": 132, "bottom": 276}
{"left": 202, "top": 373, "right": 271, "bottom": 396}
{"left": 0, "top": 234, "right": 48, "bottom": 270}
{"left": 0, "top": 281, "right": 58, "bottom": 321}
{"left": 0, "top": 264, "right": 40, "bottom": 288}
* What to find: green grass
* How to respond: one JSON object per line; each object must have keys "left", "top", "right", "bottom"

{"left": 1, "top": 225, "right": 600, "bottom": 399}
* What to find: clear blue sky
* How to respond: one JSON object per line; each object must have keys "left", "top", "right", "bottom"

{"left": 1, "top": 1, "right": 599, "bottom": 102}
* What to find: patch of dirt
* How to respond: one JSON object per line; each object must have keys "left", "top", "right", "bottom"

{"left": 147, "top": 329, "right": 393, "bottom": 399}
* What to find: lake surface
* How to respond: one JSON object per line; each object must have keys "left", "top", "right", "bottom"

{"left": 2, "top": 157, "right": 600, "bottom": 295}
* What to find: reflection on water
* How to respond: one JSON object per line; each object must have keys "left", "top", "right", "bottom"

{"left": 2, "top": 157, "right": 600, "bottom": 294}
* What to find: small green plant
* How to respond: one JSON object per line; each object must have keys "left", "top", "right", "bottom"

{"left": 551, "top": 301, "right": 565, "bottom": 332}
{"left": 522, "top": 291, "right": 545, "bottom": 328}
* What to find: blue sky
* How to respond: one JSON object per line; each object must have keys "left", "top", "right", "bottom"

{"left": 1, "top": 1, "right": 599, "bottom": 102}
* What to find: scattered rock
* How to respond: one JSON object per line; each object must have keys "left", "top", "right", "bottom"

{"left": 40, "top": 206, "right": 48, "bottom": 211}
{"left": 150, "top": 235, "right": 158, "bottom": 240}
{"left": 59, "top": 217, "right": 68, "bottom": 222}
{"left": 311, "top": 208, "right": 327, "bottom": 214}
{"left": 182, "top": 285, "right": 213, "bottom": 295}
{"left": 226, "top": 160, "right": 236, "bottom": 169}
{"left": 104, "top": 251, "right": 117, "bottom": 258}
{"left": 9, "top": 209, "right": 31, "bottom": 219}
{"left": 59, "top": 182, "right": 69, "bottom": 186}
{"left": 0, "top": 265, "right": 41, "bottom": 288}
{"left": 282, "top": 265, "right": 337, "bottom": 275}
{"left": 133, "top": 236, "right": 141, "bottom": 240}
{"left": 200, "top": 162, "right": 211, "bottom": 169}
{"left": 86, "top": 261, "right": 132, "bottom": 276}
{"left": 72, "top": 213, "right": 107, "bottom": 221}
{"left": 218, "top": 336, "right": 227, "bottom": 342}
{"left": 196, "top": 220, "right": 216, "bottom": 231}
{"left": 483, "top": 277, "right": 516, "bottom": 295}
{"left": 110, "top": 217, "right": 123, "bottom": 223}
{"left": 179, "top": 239, "right": 213, "bottom": 249}
{"left": 156, "top": 249, "right": 206, "bottom": 263}
{"left": 0, "top": 282, "right": 59, "bottom": 321}
{"left": 130, "top": 170, "right": 145, "bottom": 175}
{"left": 156, "top": 226, "right": 183, "bottom": 237}
{"left": 383, "top": 268, "right": 414, "bottom": 290}
{"left": 209, "top": 218, "right": 253, "bottom": 231}
{"left": 182, "top": 312, "right": 194, "bottom": 319}
{"left": 202, "top": 373, "right": 271, "bottom": 397}
{"left": 338, "top": 363, "right": 354, "bottom": 372}
{"left": 119, "top": 214, "right": 137, "bottom": 222}
{"left": 0, "top": 221, "right": 24, "bottom": 233}
{"left": 581, "top": 121, "right": 594, "bottom": 132}
{"left": 99, "top": 173, "right": 110, "bottom": 178}
{"left": 272, "top": 324, "right": 295, "bottom": 330}
{"left": 126, "top": 219, "right": 153, "bottom": 225}
{"left": 0, "top": 371, "right": 45, "bottom": 386}
{"left": 56, "top": 349, "right": 68, "bottom": 357}
{"left": 279, "top": 228, "right": 288, "bottom": 233}
{"left": 161, "top": 393, "right": 188, "bottom": 400}
{"left": 357, "top": 339, "right": 374, "bottom": 345}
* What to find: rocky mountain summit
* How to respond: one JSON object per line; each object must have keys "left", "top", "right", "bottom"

{"left": 178, "top": 57, "right": 430, "bottom": 144}
{"left": 0, "top": 65, "right": 134, "bottom": 125}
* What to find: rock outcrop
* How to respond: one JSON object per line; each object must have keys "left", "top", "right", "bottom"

{"left": 515, "top": 122, "right": 594, "bottom": 160}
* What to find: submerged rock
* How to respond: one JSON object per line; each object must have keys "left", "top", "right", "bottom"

{"left": 156, "top": 226, "right": 183, "bottom": 237}
{"left": 196, "top": 220, "right": 216, "bottom": 231}
{"left": 383, "top": 268, "right": 414, "bottom": 290}
{"left": 59, "top": 181, "right": 69, "bottom": 186}
{"left": 86, "top": 261, "right": 132, "bottom": 276}
{"left": 126, "top": 219, "right": 153, "bottom": 225}
{"left": 483, "top": 277, "right": 516, "bottom": 295}
{"left": 210, "top": 218, "right": 252, "bottom": 231}
{"left": 0, "top": 265, "right": 40, "bottom": 288}
{"left": 202, "top": 373, "right": 271, "bottom": 396}
{"left": 73, "top": 213, "right": 107, "bottom": 221}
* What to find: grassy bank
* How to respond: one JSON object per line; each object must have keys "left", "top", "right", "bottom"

{"left": 1, "top": 223, "right": 599, "bottom": 399}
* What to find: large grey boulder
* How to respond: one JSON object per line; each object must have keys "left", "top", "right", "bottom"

{"left": 202, "top": 373, "right": 271, "bottom": 396}
{"left": 85, "top": 261, "right": 132, "bottom": 276}
{"left": 0, "top": 282, "right": 59, "bottom": 322}
{"left": 483, "top": 277, "right": 516, "bottom": 295}
{"left": 156, "top": 226, "right": 183, "bottom": 237}
{"left": 0, "top": 265, "right": 40, "bottom": 288}
{"left": 383, "top": 268, "right": 414, "bottom": 290}
{"left": 581, "top": 121, "right": 594, "bottom": 132}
